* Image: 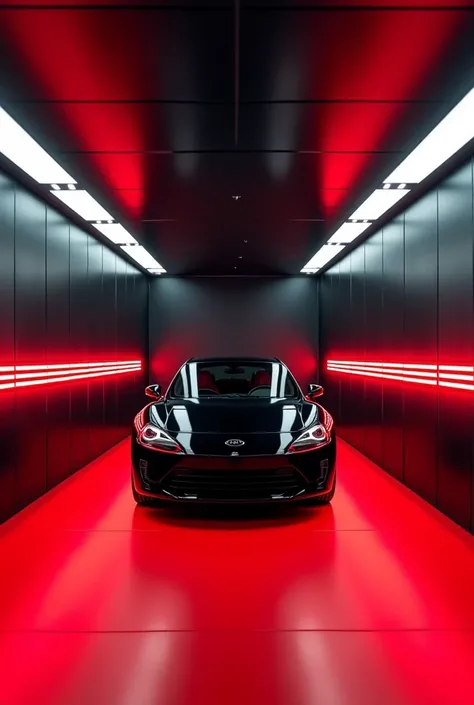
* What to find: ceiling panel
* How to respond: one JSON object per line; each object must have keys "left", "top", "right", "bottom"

{"left": 17, "top": 102, "right": 234, "bottom": 153}
{"left": 66, "top": 151, "right": 384, "bottom": 224}
{"left": 0, "top": 8, "right": 234, "bottom": 101}
{"left": 240, "top": 9, "right": 474, "bottom": 101}
{"left": 141, "top": 216, "right": 327, "bottom": 276}
{"left": 238, "top": 101, "right": 441, "bottom": 153}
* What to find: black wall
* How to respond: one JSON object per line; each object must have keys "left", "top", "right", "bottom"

{"left": 0, "top": 171, "right": 148, "bottom": 522}
{"left": 149, "top": 276, "right": 319, "bottom": 390}
{"left": 320, "top": 160, "right": 474, "bottom": 533}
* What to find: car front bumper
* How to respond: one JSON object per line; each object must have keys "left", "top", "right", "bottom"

{"left": 131, "top": 435, "right": 336, "bottom": 504}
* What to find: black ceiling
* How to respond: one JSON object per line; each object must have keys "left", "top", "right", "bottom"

{"left": 0, "top": 1, "right": 474, "bottom": 274}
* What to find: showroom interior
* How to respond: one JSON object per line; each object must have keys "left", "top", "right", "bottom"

{"left": 1, "top": 0, "right": 474, "bottom": 703}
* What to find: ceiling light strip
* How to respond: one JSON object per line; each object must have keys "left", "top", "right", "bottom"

{"left": 0, "top": 106, "right": 165, "bottom": 273}
{"left": 0, "top": 107, "right": 76, "bottom": 184}
{"left": 302, "top": 85, "right": 474, "bottom": 273}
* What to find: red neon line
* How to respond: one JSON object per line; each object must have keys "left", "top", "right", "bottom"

{"left": 327, "top": 364, "right": 437, "bottom": 378}
{"left": 438, "top": 373, "right": 474, "bottom": 381}
{"left": 327, "top": 360, "right": 437, "bottom": 370}
{"left": 0, "top": 360, "right": 142, "bottom": 391}
{"left": 15, "top": 365, "right": 140, "bottom": 388}
{"left": 439, "top": 365, "right": 474, "bottom": 372}
{"left": 16, "top": 360, "right": 140, "bottom": 371}
{"left": 327, "top": 366, "right": 437, "bottom": 385}
{"left": 439, "top": 381, "right": 474, "bottom": 391}
{"left": 15, "top": 364, "right": 141, "bottom": 380}
{"left": 327, "top": 359, "right": 474, "bottom": 391}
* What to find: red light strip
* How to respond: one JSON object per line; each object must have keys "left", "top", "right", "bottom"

{"left": 0, "top": 360, "right": 141, "bottom": 391}
{"left": 327, "top": 359, "right": 474, "bottom": 391}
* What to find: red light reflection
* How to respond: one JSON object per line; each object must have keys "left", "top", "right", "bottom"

{"left": 306, "top": 10, "right": 462, "bottom": 215}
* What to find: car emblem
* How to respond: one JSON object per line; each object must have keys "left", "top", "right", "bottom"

{"left": 225, "top": 438, "right": 245, "bottom": 447}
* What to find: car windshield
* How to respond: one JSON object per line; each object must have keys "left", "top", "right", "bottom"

{"left": 169, "top": 360, "right": 299, "bottom": 399}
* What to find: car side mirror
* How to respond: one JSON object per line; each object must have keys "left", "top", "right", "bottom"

{"left": 307, "top": 383, "right": 324, "bottom": 399}
{"left": 145, "top": 384, "right": 162, "bottom": 400}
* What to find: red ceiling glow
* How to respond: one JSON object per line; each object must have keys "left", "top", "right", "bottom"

{"left": 327, "top": 360, "right": 474, "bottom": 391}
{"left": 309, "top": 10, "right": 462, "bottom": 217}
{"left": 0, "top": 360, "right": 141, "bottom": 391}
{"left": 0, "top": 10, "right": 159, "bottom": 219}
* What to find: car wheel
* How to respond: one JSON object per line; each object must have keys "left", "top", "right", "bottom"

{"left": 306, "top": 477, "right": 336, "bottom": 505}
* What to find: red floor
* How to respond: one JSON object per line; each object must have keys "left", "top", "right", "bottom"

{"left": 1, "top": 439, "right": 474, "bottom": 705}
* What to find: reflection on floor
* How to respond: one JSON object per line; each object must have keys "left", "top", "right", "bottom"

{"left": 0, "top": 438, "right": 473, "bottom": 705}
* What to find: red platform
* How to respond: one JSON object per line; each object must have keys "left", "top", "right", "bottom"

{"left": 1, "top": 438, "right": 473, "bottom": 705}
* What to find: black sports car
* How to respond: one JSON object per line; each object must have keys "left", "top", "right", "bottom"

{"left": 131, "top": 357, "right": 336, "bottom": 505}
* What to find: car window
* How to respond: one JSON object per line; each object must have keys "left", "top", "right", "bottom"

{"left": 170, "top": 361, "right": 298, "bottom": 398}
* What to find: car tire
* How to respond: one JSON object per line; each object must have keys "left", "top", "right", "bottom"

{"left": 306, "top": 477, "right": 336, "bottom": 505}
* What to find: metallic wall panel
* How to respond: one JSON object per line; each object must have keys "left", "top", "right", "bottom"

{"left": 380, "top": 217, "right": 405, "bottom": 481}
{"left": 0, "top": 174, "right": 15, "bottom": 519}
{"left": 403, "top": 192, "right": 438, "bottom": 505}
{"left": 437, "top": 164, "right": 474, "bottom": 529}
{"left": 320, "top": 158, "right": 474, "bottom": 533}
{"left": 149, "top": 276, "right": 319, "bottom": 392}
{"left": 14, "top": 190, "right": 48, "bottom": 510}
{"left": 363, "top": 231, "right": 384, "bottom": 467}
{"left": 0, "top": 168, "right": 148, "bottom": 523}
{"left": 45, "top": 208, "right": 71, "bottom": 488}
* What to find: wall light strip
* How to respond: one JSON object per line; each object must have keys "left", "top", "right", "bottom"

{"left": 327, "top": 365, "right": 437, "bottom": 386}
{"left": 302, "top": 84, "right": 474, "bottom": 273}
{"left": 327, "top": 364, "right": 437, "bottom": 378}
{"left": 0, "top": 360, "right": 142, "bottom": 391}
{"left": 439, "top": 381, "right": 474, "bottom": 391}
{"left": 15, "top": 365, "right": 140, "bottom": 389}
{"left": 15, "top": 364, "right": 141, "bottom": 380}
{"left": 327, "top": 359, "right": 474, "bottom": 391}
{"left": 328, "top": 360, "right": 437, "bottom": 370}
{"left": 16, "top": 360, "right": 140, "bottom": 371}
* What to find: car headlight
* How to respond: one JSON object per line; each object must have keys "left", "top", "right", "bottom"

{"left": 287, "top": 418, "right": 333, "bottom": 454}
{"left": 138, "top": 423, "right": 184, "bottom": 454}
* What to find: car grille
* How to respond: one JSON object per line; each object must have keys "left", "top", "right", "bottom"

{"left": 162, "top": 468, "right": 306, "bottom": 501}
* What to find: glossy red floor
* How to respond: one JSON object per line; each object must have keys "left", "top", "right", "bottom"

{"left": 1, "top": 439, "right": 474, "bottom": 705}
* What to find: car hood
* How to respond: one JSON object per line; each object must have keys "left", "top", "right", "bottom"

{"left": 147, "top": 397, "right": 320, "bottom": 435}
